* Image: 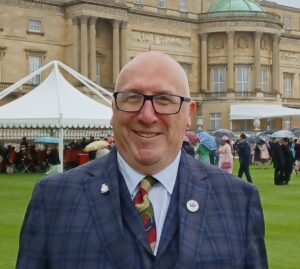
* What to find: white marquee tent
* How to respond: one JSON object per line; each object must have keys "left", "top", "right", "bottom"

{"left": 230, "top": 104, "right": 300, "bottom": 120}
{"left": 0, "top": 61, "right": 113, "bottom": 172}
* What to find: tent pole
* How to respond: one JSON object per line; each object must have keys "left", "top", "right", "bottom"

{"left": 58, "top": 128, "right": 64, "bottom": 173}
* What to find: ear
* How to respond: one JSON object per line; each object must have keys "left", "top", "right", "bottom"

{"left": 187, "top": 101, "right": 196, "bottom": 128}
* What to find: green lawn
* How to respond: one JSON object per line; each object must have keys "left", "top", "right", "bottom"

{"left": 1, "top": 164, "right": 300, "bottom": 268}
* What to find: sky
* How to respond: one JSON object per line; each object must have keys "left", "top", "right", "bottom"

{"left": 271, "top": 0, "right": 300, "bottom": 8}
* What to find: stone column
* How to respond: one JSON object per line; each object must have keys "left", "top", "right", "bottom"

{"left": 120, "top": 21, "right": 128, "bottom": 69}
{"left": 80, "top": 15, "right": 89, "bottom": 77}
{"left": 200, "top": 33, "right": 208, "bottom": 93}
{"left": 254, "top": 32, "right": 262, "bottom": 92}
{"left": 89, "top": 16, "right": 97, "bottom": 81}
{"left": 272, "top": 34, "right": 280, "bottom": 94}
{"left": 227, "top": 31, "right": 235, "bottom": 92}
{"left": 72, "top": 16, "right": 79, "bottom": 71}
{"left": 112, "top": 20, "right": 120, "bottom": 83}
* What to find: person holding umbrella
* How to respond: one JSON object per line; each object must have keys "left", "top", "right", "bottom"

{"left": 195, "top": 131, "right": 217, "bottom": 164}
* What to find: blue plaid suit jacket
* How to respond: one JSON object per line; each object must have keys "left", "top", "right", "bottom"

{"left": 16, "top": 147, "right": 267, "bottom": 269}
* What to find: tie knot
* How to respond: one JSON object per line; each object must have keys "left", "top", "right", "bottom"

{"left": 140, "top": 175, "right": 157, "bottom": 192}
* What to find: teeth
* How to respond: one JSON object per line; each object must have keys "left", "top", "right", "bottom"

{"left": 137, "top": 132, "right": 157, "bottom": 138}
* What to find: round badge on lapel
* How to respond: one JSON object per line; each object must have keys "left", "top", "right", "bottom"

{"left": 186, "top": 200, "right": 199, "bottom": 212}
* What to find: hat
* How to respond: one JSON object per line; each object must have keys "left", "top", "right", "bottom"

{"left": 221, "top": 135, "right": 229, "bottom": 141}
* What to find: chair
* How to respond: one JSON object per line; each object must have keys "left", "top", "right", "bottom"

{"left": 21, "top": 158, "right": 30, "bottom": 173}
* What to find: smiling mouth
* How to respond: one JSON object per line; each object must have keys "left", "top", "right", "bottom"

{"left": 135, "top": 132, "right": 159, "bottom": 138}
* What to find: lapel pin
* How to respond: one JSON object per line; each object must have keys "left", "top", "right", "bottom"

{"left": 186, "top": 200, "right": 199, "bottom": 212}
{"left": 100, "top": 183, "right": 110, "bottom": 194}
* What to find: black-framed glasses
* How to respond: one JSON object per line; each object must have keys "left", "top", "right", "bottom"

{"left": 113, "top": 92, "right": 191, "bottom": 115}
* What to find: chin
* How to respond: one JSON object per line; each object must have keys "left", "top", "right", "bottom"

{"left": 135, "top": 149, "right": 161, "bottom": 164}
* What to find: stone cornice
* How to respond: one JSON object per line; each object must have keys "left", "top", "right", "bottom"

{"left": 199, "top": 20, "right": 282, "bottom": 34}
{"left": 129, "top": 8, "right": 198, "bottom": 28}
{"left": 65, "top": 0, "right": 128, "bottom": 11}
{"left": 0, "top": 0, "right": 65, "bottom": 13}
{"left": 128, "top": 12, "right": 198, "bottom": 29}
{"left": 66, "top": 3, "right": 128, "bottom": 20}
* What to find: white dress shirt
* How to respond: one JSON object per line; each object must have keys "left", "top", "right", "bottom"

{"left": 117, "top": 151, "right": 181, "bottom": 255}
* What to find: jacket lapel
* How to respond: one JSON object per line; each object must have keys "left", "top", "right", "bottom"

{"left": 82, "top": 148, "right": 135, "bottom": 268}
{"left": 156, "top": 153, "right": 210, "bottom": 268}
{"left": 175, "top": 153, "right": 210, "bottom": 268}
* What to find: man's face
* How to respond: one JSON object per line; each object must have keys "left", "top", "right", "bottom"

{"left": 111, "top": 53, "right": 195, "bottom": 174}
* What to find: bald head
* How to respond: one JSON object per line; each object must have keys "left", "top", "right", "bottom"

{"left": 115, "top": 51, "right": 190, "bottom": 97}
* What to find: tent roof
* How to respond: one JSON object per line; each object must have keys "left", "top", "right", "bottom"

{"left": 0, "top": 67, "right": 112, "bottom": 128}
{"left": 230, "top": 104, "right": 300, "bottom": 120}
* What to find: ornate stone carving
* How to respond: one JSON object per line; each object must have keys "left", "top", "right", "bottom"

{"left": 129, "top": 13, "right": 197, "bottom": 29}
{"left": 280, "top": 51, "right": 300, "bottom": 67}
{"left": 131, "top": 31, "right": 191, "bottom": 48}
{"left": 238, "top": 36, "right": 248, "bottom": 49}
{"left": 0, "top": 46, "right": 7, "bottom": 59}
{"left": 261, "top": 37, "right": 267, "bottom": 50}
{"left": 213, "top": 36, "right": 223, "bottom": 49}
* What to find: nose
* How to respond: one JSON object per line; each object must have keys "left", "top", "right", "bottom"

{"left": 137, "top": 100, "right": 158, "bottom": 124}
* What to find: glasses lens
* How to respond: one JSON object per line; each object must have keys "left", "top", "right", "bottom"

{"left": 116, "top": 92, "right": 144, "bottom": 112}
{"left": 153, "top": 95, "right": 181, "bottom": 114}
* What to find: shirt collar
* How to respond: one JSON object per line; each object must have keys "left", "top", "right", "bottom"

{"left": 117, "top": 151, "right": 181, "bottom": 196}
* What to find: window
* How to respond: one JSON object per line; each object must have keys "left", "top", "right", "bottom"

{"left": 180, "top": 63, "right": 190, "bottom": 78}
{"left": 157, "top": 0, "right": 166, "bottom": 8}
{"left": 0, "top": 46, "right": 6, "bottom": 82}
{"left": 29, "top": 55, "right": 42, "bottom": 84}
{"left": 210, "top": 113, "right": 221, "bottom": 130}
{"left": 28, "top": 19, "right": 42, "bottom": 33}
{"left": 283, "top": 116, "right": 291, "bottom": 130}
{"left": 212, "top": 66, "right": 225, "bottom": 92}
{"left": 96, "top": 57, "right": 101, "bottom": 85}
{"left": 236, "top": 66, "right": 249, "bottom": 94}
{"left": 179, "top": 0, "right": 188, "bottom": 12}
{"left": 0, "top": 13, "right": 3, "bottom": 31}
{"left": 133, "top": 0, "right": 143, "bottom": 4}
{"left": 260, "top": 66, "right": 268, "bottom": 92}
{"left": 240, "top": 120, "right": 252, "bottom": 131}
{"left": 284, "top": 16, "right": 292, "bottom": 30}
{"left": 284, "top": 73, "right": 293, "bottom": 98}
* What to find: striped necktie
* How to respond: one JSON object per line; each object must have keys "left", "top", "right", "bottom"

{"left": 133, "top": 175, "right": 157, "bottom": 253}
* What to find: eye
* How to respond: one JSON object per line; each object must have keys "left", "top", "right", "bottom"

{"left": 155, "top": 95, "right": 179, "bottom": 105}
{"left": 120, "top": 93, "right": 142, "bottom": 103}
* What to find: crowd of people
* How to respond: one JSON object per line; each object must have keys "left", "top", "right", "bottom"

{"left": 0, "top": 135, "right": 115, "bottom": 174}
{"left": 183, "top": 132, "right": 300, "bottom": 185}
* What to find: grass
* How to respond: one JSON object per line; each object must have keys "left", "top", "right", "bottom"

{"left": 0, "top": 173, "right": 43, "bottom": 269}
{"left": 1, "top": 163, "right": 300, "bottom": 268}
{"left": 233, "top": 162, "right": 300, "bottom": 269}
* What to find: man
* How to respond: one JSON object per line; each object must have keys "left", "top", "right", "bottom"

{"left": 281, "top": 138, "right": 294, "bottom": 185}
{"left": 271, "top": 138, "right": 285, "bottom": 185}
{"left": 236, "top": 133, "right": 253, "bottom": 183}
{"left": 16, "top": 52, "right": 267, "bottom": 268}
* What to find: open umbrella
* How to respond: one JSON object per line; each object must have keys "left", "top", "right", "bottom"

{"left": 34, "top": 136, "right": 59, "bottom": 144}
{"left": 271, "top": 130, "right": 295, "bottom": 139}
{"left": 185, "top": 131, "right": 199, "bottom": 145}
{"left": 196, "top": 131, "right": 217, "bottom": 151}
{"left": 84, "top": 140, "right": 109, "bottom": 152}
{"left": 245, "top": 135, "right": 257, "bottom": 144}
{"left": 292, "top": 128, "right": 300, "bottom": 137}
{"left": 212, "top": 129, "right": 235, "bottom": 140}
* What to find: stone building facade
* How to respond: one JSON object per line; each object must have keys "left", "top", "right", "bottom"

{"left": 0, "top": 0, "right": 300, "bottom": 131}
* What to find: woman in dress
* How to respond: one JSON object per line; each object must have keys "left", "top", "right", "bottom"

{"left": 218, "top": 135, "right": 233, "bottom": 174}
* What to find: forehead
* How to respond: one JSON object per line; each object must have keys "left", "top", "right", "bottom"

{"left": 116, "top": 54, "right": 188, "bottom": 96}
